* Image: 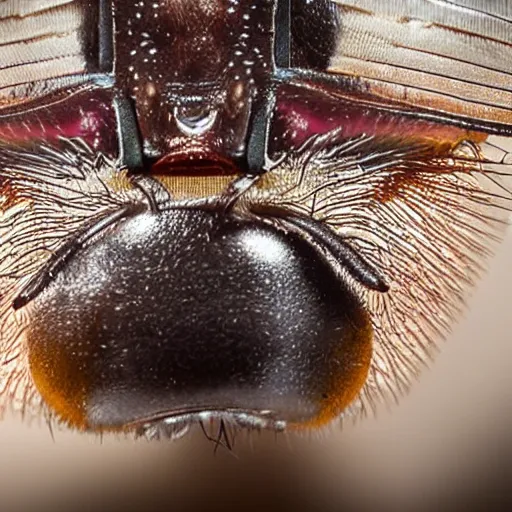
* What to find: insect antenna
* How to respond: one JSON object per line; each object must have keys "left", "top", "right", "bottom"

{"left": 12, "top": 203, "right": 146, "bottom": 310}
{"left": 252, "top": 205, "right": 390, "bottom": 292}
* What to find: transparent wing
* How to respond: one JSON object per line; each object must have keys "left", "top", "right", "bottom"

{"left": 325, "top": 0, "right": 512, "bottom": 130}
{"left": 0, "top": 0, "right": 101, "bottom": 108}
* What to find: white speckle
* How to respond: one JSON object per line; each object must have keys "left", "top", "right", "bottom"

{"left": 146, "top": 82, "right": 157, "bottom": 97}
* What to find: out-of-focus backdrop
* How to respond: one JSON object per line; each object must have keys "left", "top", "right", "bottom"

{"left": 0, "top": 221, "right": 511, "bottom": 512}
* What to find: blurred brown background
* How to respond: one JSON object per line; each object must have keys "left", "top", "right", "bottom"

{"left": 0, "top": 224, "right": 510, "bottom": 512}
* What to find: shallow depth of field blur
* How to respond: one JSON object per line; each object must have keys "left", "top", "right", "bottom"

{"left": 0, "top": 225, "right": 509, "bottom": 512}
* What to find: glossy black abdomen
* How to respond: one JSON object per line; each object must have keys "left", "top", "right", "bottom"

{"left": 26, "top": 209, "right": 372, "bottom": 431}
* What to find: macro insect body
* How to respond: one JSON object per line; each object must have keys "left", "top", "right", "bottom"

{"left": 0, "top": 0, "right": 511, "bottom": 442}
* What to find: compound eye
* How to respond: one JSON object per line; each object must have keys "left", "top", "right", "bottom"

{"left": 25, "top": 209, "right": 372, "bottom": 433}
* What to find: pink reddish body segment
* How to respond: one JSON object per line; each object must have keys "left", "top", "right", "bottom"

{"left": 0, "top": 91, "right": 117, "bottom": 152}
{"left": 274, "top": 86, "right": 487, "bottom": 149}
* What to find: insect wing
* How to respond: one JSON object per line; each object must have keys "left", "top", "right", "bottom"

{"left": 0, "top": 0, "right": 104, "bottom": 108}
{"left": 287, "top": 0, "right": 512, "bottom": 133}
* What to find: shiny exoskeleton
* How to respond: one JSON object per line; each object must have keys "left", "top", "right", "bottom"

{"left": 0, "top": 0, "right": 511, "bottom": 439}
{"left": 14, "top": 0, "right": 381, "bottom": 433}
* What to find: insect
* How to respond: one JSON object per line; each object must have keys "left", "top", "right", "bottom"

{"left": 0, "top": 0, "right": 510, "bottom": 443}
